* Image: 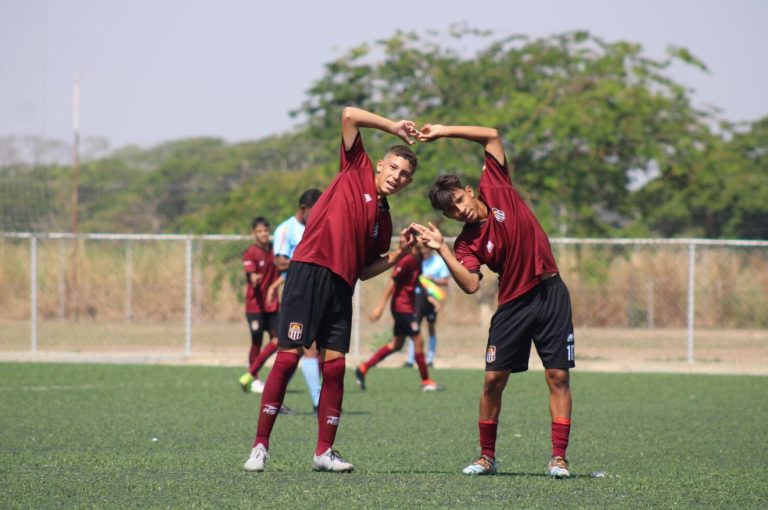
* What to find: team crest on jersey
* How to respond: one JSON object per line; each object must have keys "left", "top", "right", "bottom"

{"left": 288, "top": 322, "right": 304, "bottom": 341}
{"left": 486, "top": 346, "right": 496, "bottom": 364}
{"left": 492, "top": 208, "right": 505, "bottom": 222}
{"left": 250, "top": 320, "right": 259, "bottom": 331}
{"left": 486, "top": 240, "right": 494, "bottom": 254}
{"left": 364, "top": 193, "right": 373, "bottom": 203}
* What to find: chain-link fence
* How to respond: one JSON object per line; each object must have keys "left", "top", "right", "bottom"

{"left": 1, "top": 233, "right": 766, "bottom": 373}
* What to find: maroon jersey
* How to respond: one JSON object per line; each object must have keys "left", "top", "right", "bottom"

{"left": 242, "top": 243, "right": 279, "bottom": 313}
{"left": 453, "top": 152, "right": 558, "bottom": 306}
{"left": 291, "top": 134, "right": 393, "bottom": 288}
{"left": 390, "top": 253, "right": 421, "bottom": 314}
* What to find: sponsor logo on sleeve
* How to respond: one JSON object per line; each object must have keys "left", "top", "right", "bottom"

{"left": 486, "top": 345, "right": 496, "bottom": 364}
{"left": 288, "top": 322, "right": 304, "bottom": 341}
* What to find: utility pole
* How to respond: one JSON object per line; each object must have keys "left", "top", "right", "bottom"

{"left": 69, "top": 73, "right": 81, "bottom": 319}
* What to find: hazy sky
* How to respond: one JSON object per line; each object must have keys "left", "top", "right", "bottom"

{"left": 2, "top": 0, "right": 767, "bottom": 149}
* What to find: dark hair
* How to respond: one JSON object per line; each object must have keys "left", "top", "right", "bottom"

{"left": 251, "top": 216, "right": 269, "bottom": 229}
{"left": 385, "top": 145, "right": 418, "bottom": 173}
{"left": 299, "top": 188, "right": 322, "bottom": 208}
{"left": 429, "top": 174, "right": 463, "bottom": 212}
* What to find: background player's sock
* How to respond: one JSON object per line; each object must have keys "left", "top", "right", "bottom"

{"left": 248, "top": 341, "right": 277, "bottom": 378}
{"left": 414, "top": 352, "right": 429, "bottom": 381}
{"left": 551, "top": 416, "right": 571, "bottom": 458}
{"left": 253, "top": 351, "right": 299, "bottom": 449}
{"left": 479, "top": 419, "right": 498, "bottom": 458}
{"left": 300, "top": 356, "right": 322, "bottom": 408}
{"left": 405, "top": 339, "right": 415, "bottom": 365}
{"left": 362, "top": 345, "right": 394, "bottom": 371}
{"left": 427, "top": 335, "right": 437, "bottom": 365}
{"left": 249, "top": 343, "right": 261, "bottom": 366}
{"left": 316, "top": 357, "right": 345, "bottom": 455}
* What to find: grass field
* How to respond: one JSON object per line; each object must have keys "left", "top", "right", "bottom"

{"left": 1, "top": 363, "right": 766, "bottom": 508}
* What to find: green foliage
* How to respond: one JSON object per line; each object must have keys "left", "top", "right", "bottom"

{"left": 1, "top": 363, "right": 766, "bottom": 508}
{"left": 1, "top": 28, "right": 765, "bottom": 239}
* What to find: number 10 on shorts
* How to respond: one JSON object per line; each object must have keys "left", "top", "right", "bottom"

{"left": 566, "top": 333, "right": 575, "bottom": 361}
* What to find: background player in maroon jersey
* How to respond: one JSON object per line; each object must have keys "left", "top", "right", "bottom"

{"left": 355, "top": 245, "right": 442, "bottom": 391}
{"left": 411, "top": 123, "right": 575, "bottom": 479}
{"left": 239, "top": 217, "right": 281, "bottom": 394}
{"left": 243, "top": 106, "right": 420, "bottom": 473}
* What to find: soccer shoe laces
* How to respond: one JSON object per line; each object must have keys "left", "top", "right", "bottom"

{"left": 328, "top": 450, "right": 346, "bottom": 462}
{"left": 474, "top": 455, "right": 495, "bottom": 470}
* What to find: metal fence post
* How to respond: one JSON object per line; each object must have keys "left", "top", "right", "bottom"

{"left": 30, "top": 236, "right": 38, "bottom": 353}
{"left": 687, "top": 242, "right": 696, "bottom": 363}
{"left": 185, "top": 237, "right": 193, "bottom": 356}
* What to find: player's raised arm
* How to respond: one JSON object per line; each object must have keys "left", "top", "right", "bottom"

{"left": 341, "top": 106, "right": 417, "bottom": 151}
{"left": 409, "top": 223, "right": 480, "bottom": 295}
{"left": 416, "top": 124, "right": 505, "bottom": 167}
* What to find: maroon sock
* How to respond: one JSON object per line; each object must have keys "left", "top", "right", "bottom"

{"left": 479, "top": 419, "right": 498, "bottom": 458}
{"left": 414, "top": 352, "right": 429, "bottom": 381}
{"left": 362, "top": 345, "right": 394, "bottom": 371}
{"left": 252, "top": 351, "right": 299, "bottom": 449}
{"left": 477, "top": 420, "right": 499, "bottom": 458}
{"left": 316, "top": 357, "right": 346, "bottom": 455}
{"left": 248, "top": 341, "right": 278, "bottom": 378}
{"left": 248, "top": 343, "right": 261, "bottom": 366}
{"left": 551, "top": 418, "right": 571, "bottom": 458}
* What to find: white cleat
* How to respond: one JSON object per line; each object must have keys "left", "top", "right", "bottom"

{"left": 547, "top": 456, "right": 570, "bottom": 479}
{"left": 313, "top": 448, "right": 354, "bottom": 472}
{"left": 243, "top": 444, "right": 269, "bottom": 472}
{"left": 462, "top": 455, "right": 498, "bottom": 475}
{"left": 249, "top": 379, "right": 265, "bottom": 393}
{"left": 420, "top": 379, "right": 444, "bottom": 392}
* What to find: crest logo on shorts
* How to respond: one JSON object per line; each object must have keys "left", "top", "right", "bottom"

{"left": 326, "top": 415, "right": 340, "bottom": 426}
{"left": 411, "top": 321, "right": 419, "bottom": 332}
{"left": 486, "top": 345, "right": 496, "bottom": 364}
{"left": 250, "top": 320, "right": 260, "bottom": 331}
{"left": 288, "top": 322, "right": 303, "bottom": 341}
{"left": 492, "top": 208, "right": 505, "bottom": 222}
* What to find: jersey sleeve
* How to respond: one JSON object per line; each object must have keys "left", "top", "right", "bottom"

{"left": 480, "top": 151, "right": 513, "bottom": 188}
{"left": 242, "top": 247, "right": 256, "bottom": 275}
{"left": 272, "top": 223, "right": 291, "bottom": 258}
{"left": 453, "top": 238, "right": 482, "bottom": 274}
{"left": 339, "top": 133, "right": 370, "bottom": 173}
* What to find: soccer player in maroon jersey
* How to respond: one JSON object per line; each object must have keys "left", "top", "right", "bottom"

{"left": 411, "top": 123, "right": 575, "bottom": 479}
{"left": 239, "top": 217, "right": 281, "bottom": 394}
{"left": 355, "top": 245, "right": 443, "bottom": 392}
{"left": 243, "top": 106, "right": 420, "bottom": 473}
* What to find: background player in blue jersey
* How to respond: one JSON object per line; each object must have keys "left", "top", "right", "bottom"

{"left": 405, "top": 246, "right": 450, "bottom": 368}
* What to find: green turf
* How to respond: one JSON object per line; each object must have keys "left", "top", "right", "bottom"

{"left": 1, "top": 363, "right": 766, "bottom": 508}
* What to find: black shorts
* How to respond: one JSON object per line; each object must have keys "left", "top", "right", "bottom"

{"left": 416, "top": 292, "right": 437, "bottom": 323}
{"left": 392, "top": 311, "right": 421, "bottom": 337}
{"left": 485, "top": 275, "right": 575, "bottom": 373}
{"left": 277, "top": 262, "right": 353, "bottom": 353}
{"left": 245, "top": 312, "right": 279, "bottom": 342}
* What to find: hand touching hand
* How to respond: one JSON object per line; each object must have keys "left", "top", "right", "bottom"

{"left": 416, "top": 124, "right": 445, "bottom": 143}
{"left": 409, "top": 222, "right": 445, "bottom": 250}
{"left": 392, "top": 120, "right": 418, "bottom": 145}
